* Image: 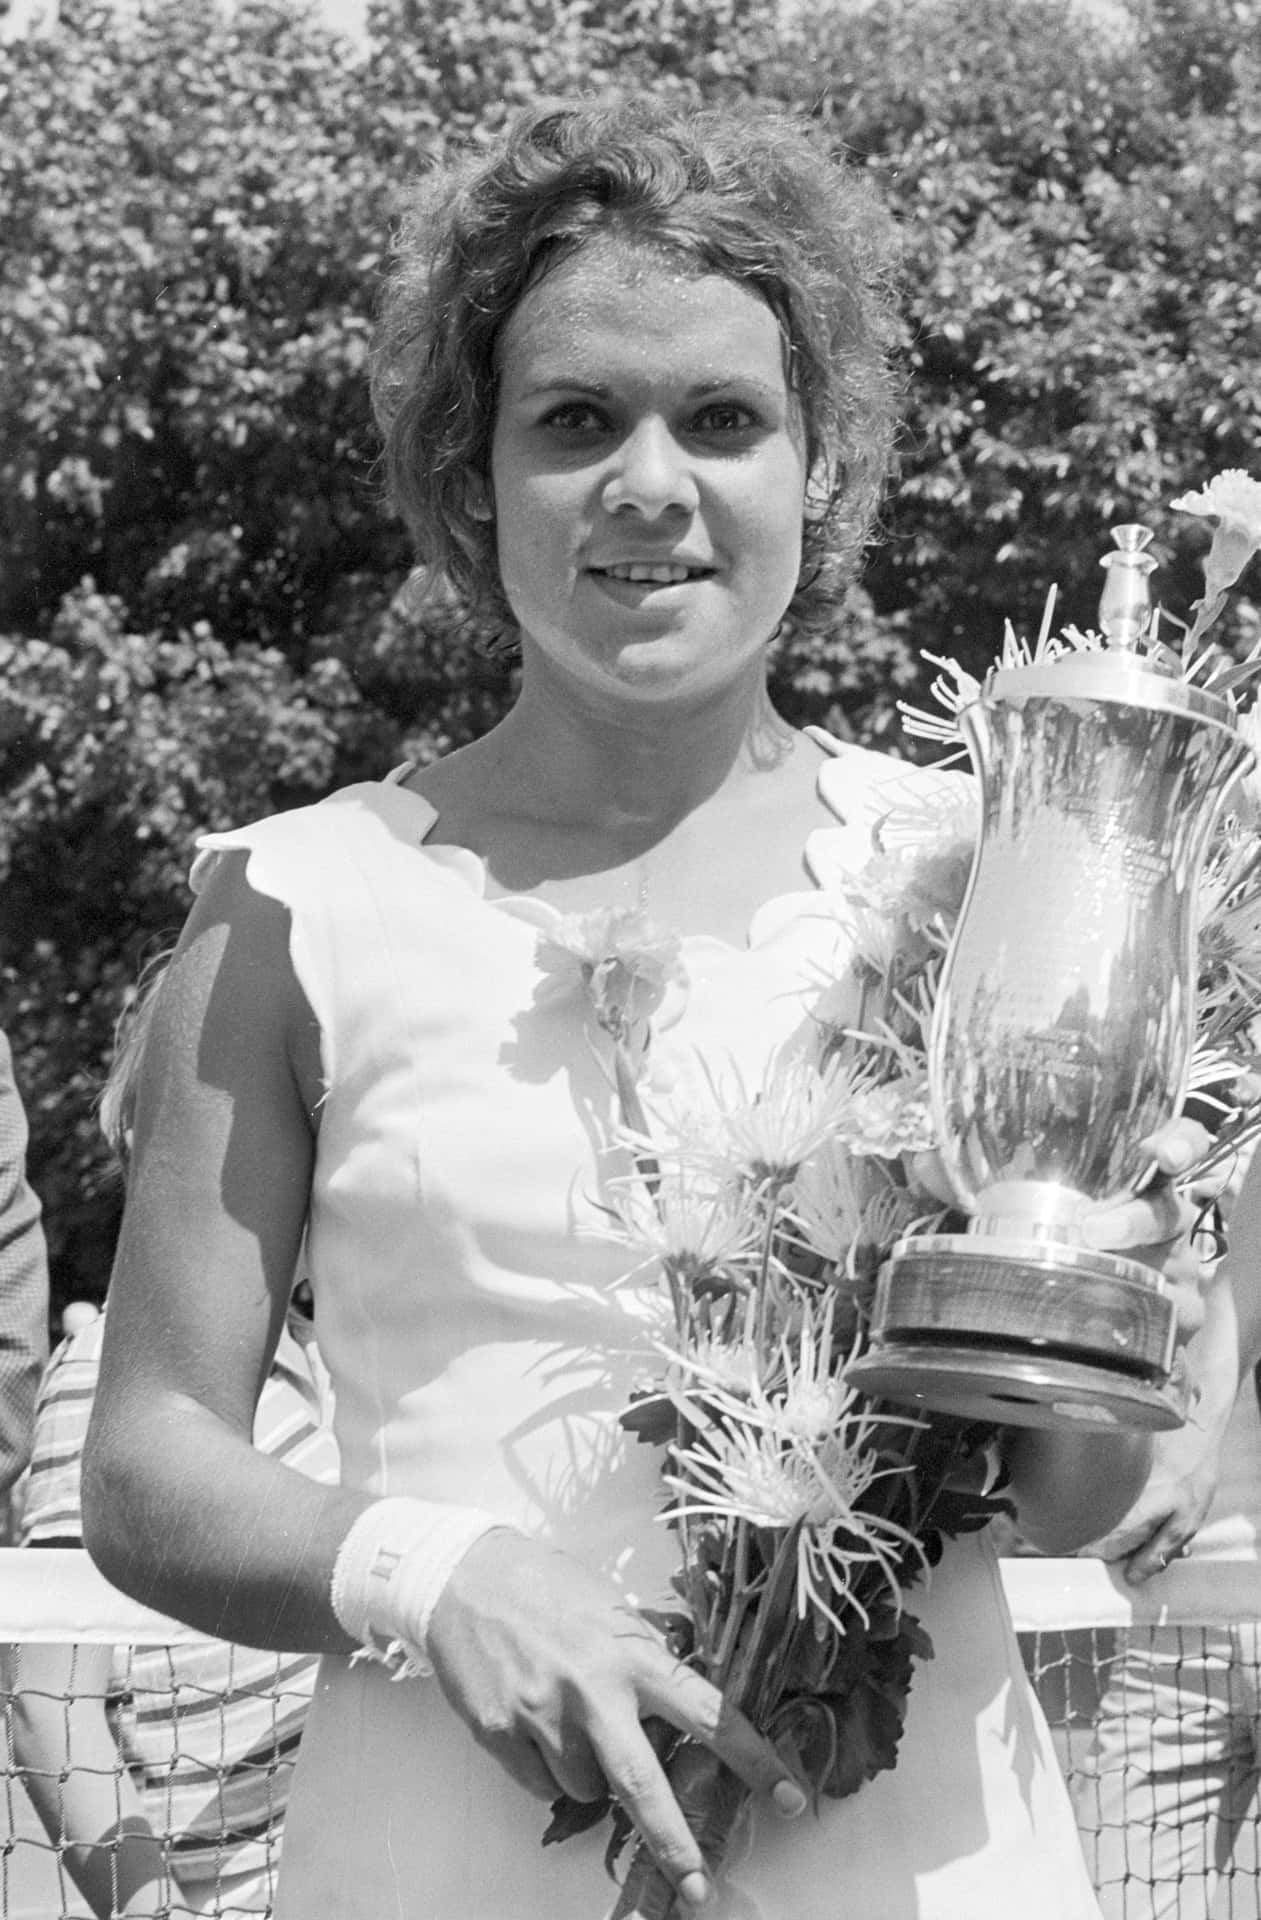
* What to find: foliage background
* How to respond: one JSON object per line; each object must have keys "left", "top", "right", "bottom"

{"left": 2, "top": 0, "right": 1259, "bottom": 1317}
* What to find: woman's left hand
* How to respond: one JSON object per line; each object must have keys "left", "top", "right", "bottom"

{"left": 1077, "top": 1115, "right": 1215, "bottom": 1343}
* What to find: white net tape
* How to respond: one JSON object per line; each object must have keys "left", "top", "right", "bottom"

{"left": 3, "top": 1551, "right": 1261, "bottom": 1917}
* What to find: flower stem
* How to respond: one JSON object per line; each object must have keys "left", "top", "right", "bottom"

{"left": 613, "top": 1037, "right": 660, "bottom": 1194}
{"left": 608, "top": 1744, "right": 750, "bottom": 1920}
{"left": 607, "top": 1535, "right": 803, "bottom": 1919}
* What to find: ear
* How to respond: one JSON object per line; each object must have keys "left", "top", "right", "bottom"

{"left": 465, "top": 474, "right": 494, "bottom": 523}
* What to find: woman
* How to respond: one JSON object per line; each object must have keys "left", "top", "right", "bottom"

{"left": 82, "top": 98, "right": 1209, "bottom": 1919}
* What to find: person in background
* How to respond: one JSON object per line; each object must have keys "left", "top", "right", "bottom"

{"left": 11, "top": 976, "right": 338, "bottom": 1918}
{"left": 1075, "top": 1136, "right": 1261, "bottom": 1919}
{"left": 0, "top": 1026, "right": 49, "bottom": 1539}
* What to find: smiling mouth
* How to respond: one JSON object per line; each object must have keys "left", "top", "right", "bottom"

{"left": 589, "top": 562, "right": 715, "bottom": 585}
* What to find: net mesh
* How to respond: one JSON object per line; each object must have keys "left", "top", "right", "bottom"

{"left": 2, "top": 1552, "right": 311, "bottom": 1919}
{"left": 3, "top": 1551, "right": 1261, "bottom": 1918}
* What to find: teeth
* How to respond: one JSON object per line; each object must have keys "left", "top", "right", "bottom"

{"left": 601, "top": 563, "right": 697, "bottom": 583}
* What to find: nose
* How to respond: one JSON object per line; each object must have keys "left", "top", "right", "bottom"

{"left": 601, "top": 418, "right": 698, "bottom": 519}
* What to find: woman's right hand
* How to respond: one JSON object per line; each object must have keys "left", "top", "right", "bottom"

{"left": 426, "top": 1530, "right": 806, "bottom": 1909}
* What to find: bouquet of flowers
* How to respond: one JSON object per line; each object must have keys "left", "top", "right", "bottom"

{"left": 541, "top": 471, "right": 1261, "bottom": 1919}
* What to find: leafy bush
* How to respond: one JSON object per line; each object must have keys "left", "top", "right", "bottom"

{"left": 2, "top": 0, "right": 1258, "bottom": 1311}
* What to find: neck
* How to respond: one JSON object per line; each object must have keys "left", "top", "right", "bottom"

{"left": 485, "top": 655, "right": 793, "bottom": 837}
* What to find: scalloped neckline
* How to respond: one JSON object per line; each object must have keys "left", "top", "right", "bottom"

{"left": 379, "top": 725, "right": 854, "bottom": 954}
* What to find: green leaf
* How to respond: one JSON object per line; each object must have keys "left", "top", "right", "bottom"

{"left": 619, "top": 1392, "right": 677, "bottom": 1446}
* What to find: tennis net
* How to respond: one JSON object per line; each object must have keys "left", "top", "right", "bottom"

{"left": 3, "top": 1550, "right": 1260, "bottom": 1918}
{"left": 2, "top": 1549, "right": 314, "bottom": 1919}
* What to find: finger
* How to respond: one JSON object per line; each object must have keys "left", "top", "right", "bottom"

{"left": 1125, "top": 1533, "right": 1190, "bottom": 1587}
{"left": 1081, "top": 1182, "right": 1192, "bottom": 1253}
{"left": 531, "top": 1730, "right": 610, "bottom": 1806}
{"left": 1159, "top": 1235, "right": 1211, "bottom": 1290}
{"left": 589, "top": 1714, "right": 715, "bottom": 1908}
{"left": 1137, "top": 1118, "right": 1213, "bottom": 1178}
{"left": 640, "top": 1658, "right": 807, "bottom": 1815}
{"left": 1085, "top": 1520, "right": 1155, "bottom": 1562}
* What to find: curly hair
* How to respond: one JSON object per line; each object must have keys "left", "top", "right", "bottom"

{"left": 372, "top": 96, "right": 904, "bottom": 646}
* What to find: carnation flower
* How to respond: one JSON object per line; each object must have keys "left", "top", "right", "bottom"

{"left": 534, "top": 907, "right": 687, "bottom": 1044}
{"left": 822, "top": 771, "right": 977, "bottom": 978}
{"left": 838, "top": 1070, "right": 937, "bottom": 1159}
{"left": 1172, "top": 470, "right": 1261, "bottom": 645}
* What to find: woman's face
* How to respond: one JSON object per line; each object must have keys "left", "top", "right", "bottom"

{"left": 489, "top": 239, "right": 809, "bottom": 704}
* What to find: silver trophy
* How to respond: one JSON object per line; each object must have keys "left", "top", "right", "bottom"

{"left": 848, "top": 527, "right": 1255, "bottom": 1431}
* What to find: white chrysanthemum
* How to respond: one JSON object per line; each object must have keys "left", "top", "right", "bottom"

{"left": 838, "top": 895, "right": 911, "bottom": 975}
{"left": 662, "top": 1411, "right": 924, "bottom": 1635}
{"left": 613, "top": 1164, "right": 756, "bottom": 1271}
{"left": 789, "top": 1136, "right": 869, "bottom": 1267}
{"left": 670, "top": 1330, "right": 764, "bottom": 1398}
{"left": 669, "top": 1295, "right": 863, "bottom": 1444}
{"left": 876, "top": 775, "right": 980, "bottom": 860}
{"left": 662, "top": 1299, "right": 927, "bottom": 1631}
{"left": 694, "top": 1050, "right": 862, "bottom": 1186}
{"left": 1198, "top": 820, "right": 1261, "bottom": 1038}
{"left": 898, "top": 652, "right": 981, "bottom": 754}
{"left": 1206, "top": 894, "right": 1261, "bottom": 995}
{"left": 858, "top": 1180, "right": 936, "bottom": 1253}
{"left": 767, "top": 1299, "right": 860, "bottom": 1441}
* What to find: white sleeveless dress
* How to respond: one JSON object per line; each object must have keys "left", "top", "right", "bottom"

{"left": 194, "top": 736, "right": 1102, "bottom": 1920}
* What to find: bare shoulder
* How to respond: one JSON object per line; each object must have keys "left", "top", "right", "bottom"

{"left": 149, "top": 846, "right": 323, "bottom": 1123}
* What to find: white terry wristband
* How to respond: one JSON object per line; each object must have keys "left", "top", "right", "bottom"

{"left": 330, "top": 1496, "right": 514, "bottom": 1679}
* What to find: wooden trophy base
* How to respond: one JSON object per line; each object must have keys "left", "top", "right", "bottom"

{"left": 844, "top": 1233, "right": 1184, "bottom": 1432}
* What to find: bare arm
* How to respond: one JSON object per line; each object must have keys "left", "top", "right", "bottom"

{"left": 80, "top": 852, "right": 366, "bottom": 1651}
{"left": 1085, "top": 1140, "right": 1261, "bottom": 1578}
{"left": 11, "top": 1640, "right": 167, "bottom": 1919}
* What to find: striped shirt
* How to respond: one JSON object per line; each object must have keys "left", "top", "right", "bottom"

{"left": 21, "top": 1307, "right": 338, "bottom": 1890}
{"left": 0, "top": 1029, "right": 49, "bottom": 1499}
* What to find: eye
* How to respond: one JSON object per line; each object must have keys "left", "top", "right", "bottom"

{"left": 537, "top": 400, "right": 610, "bottom": 438}
{"left": 688, "top": 400, "right": 762, "bottom": 441}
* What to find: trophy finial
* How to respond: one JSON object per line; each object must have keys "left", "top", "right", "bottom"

{"left": 1099, "top": 523, "right": 1157, "bottom": 648}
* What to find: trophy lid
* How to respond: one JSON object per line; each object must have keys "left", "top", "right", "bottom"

{"left": 985, "top": 651, "right": 1240, "bottom": 730}
{"left": 981, "top": 520, "right": 1242, "bottom": 732}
